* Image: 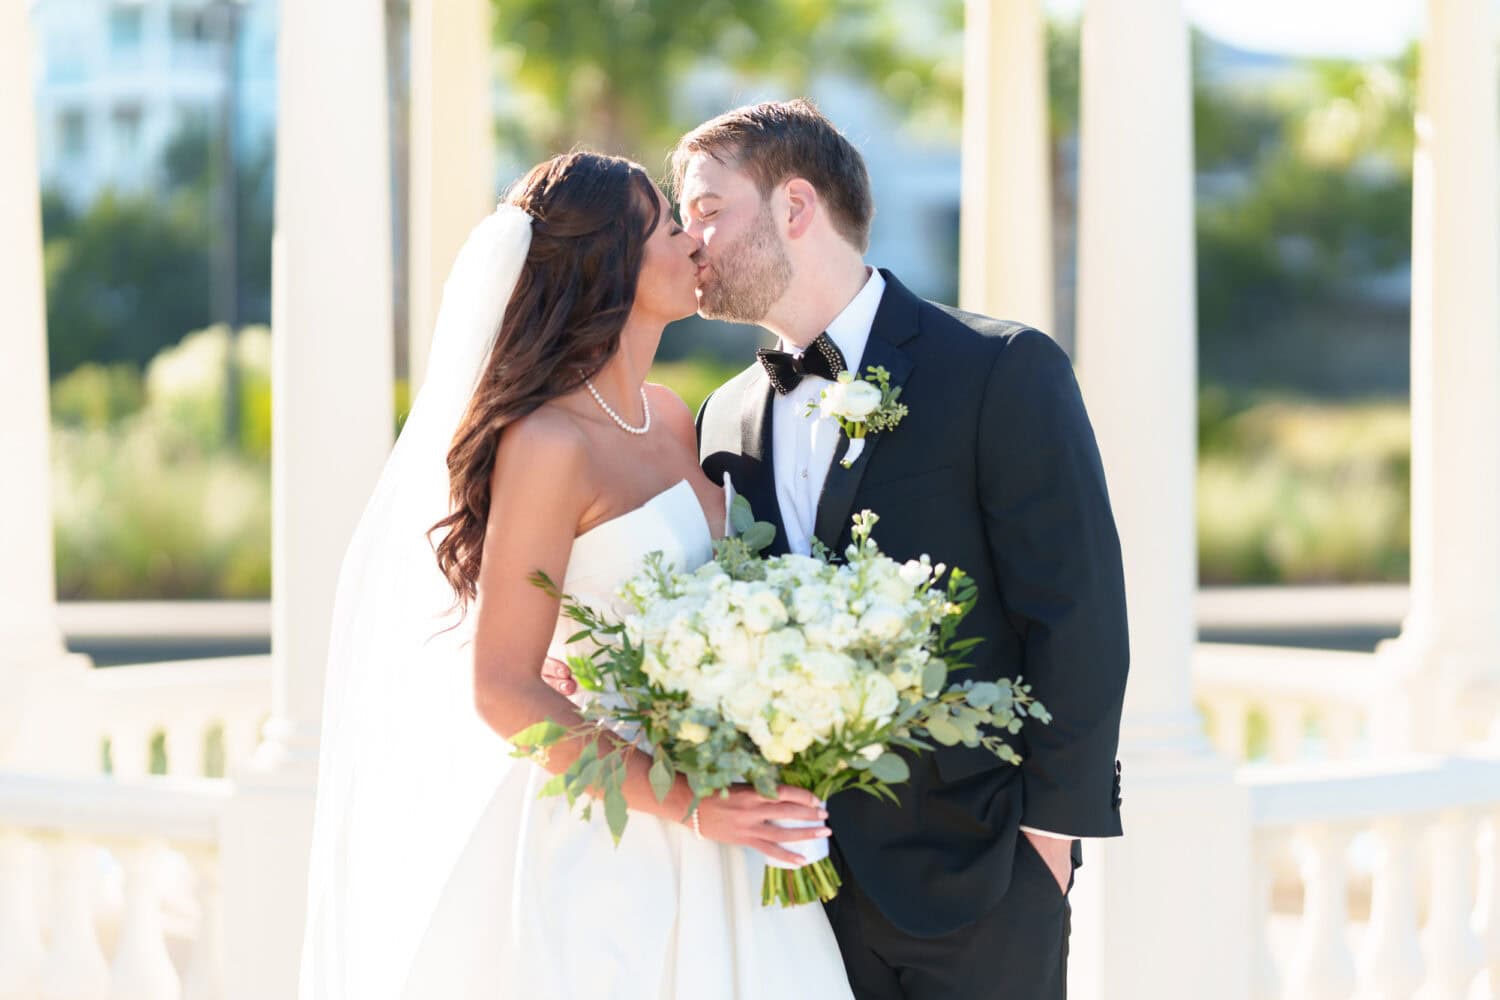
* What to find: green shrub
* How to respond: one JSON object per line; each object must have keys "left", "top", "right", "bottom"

{"left": 50, "top": 362, "right": 146, "bottom": 429}
{"left": 1197, "top": 396, "right": 1409, "bottom": 584}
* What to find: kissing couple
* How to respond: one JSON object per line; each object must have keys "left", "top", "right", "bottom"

{"left": 300, "top": 98, "right": 1129, "bottom": 1000}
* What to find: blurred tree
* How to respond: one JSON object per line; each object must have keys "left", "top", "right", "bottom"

{"left": 41, "top": 122, "right": 273, "bottom": 377}
{"left": 490, "top": 0, "right": 965, "bottom": 166}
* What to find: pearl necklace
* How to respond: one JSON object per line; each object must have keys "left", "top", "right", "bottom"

{"left": 582, "top": 377, "right": 651, "bottom": 435}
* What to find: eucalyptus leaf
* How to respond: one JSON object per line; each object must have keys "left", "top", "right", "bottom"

{"left": 605, "top": 783, "right": 629, "bottom": 844}
{"left": 648, "top": 754, "right": 674, "bottom": 802}
{"left": 926, "top": 716, "right": 963, "bottom": 746}
{"left": 965, "top": 682, "right": 1000, "bottom": 709}
{"left": 867, "top": 752, "right": 910, "bottom": 783}
{"left": 510, "top": 718, "right": 567, "bottom": 750}
{"left": 921, "top": 660, "right": 947, "bottom": 696}
{"left": 740, "top": 522, "right": 776, "bottom": 553}
{"left": 578, "top": 759, "right": 605, "bottom": 794}
{"left": 730, "top": 493, "right": 756, "bottom": 535}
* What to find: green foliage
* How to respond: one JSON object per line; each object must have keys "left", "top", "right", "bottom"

{"left": 51, "top": 418, "right": 271, "bottom": 599}
{"left": 1197, "top": 392, "right": 1410, "bottom": 584}
{"left": 44, "top": 191, "right": 214, "bottom": 376}
{"left": 1194, "top": 47, "right": 1415, "bottom": 355}
{"left": 50, "top": 325, "right": 274, "bottom": 600}
{"left": 50, "top": 362, "right": 146, "bottom": 430}
{"left": 646, "top": 356, "right": 745, "bottom": 415}
{"left": 42, "top": 120, "right": 273, "bottom": 377}
{"left": 143, "top": 324, "right": 273, "bottom": 459}
{"left": 491, "top": 0, "right": 964, "bottom": 164}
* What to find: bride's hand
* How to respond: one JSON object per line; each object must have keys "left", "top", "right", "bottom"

{"left": 691, "top": 785, "right": 831, "bottom": 866}
{"left": 540, "top": 657, "right": 576, "bottom": 696}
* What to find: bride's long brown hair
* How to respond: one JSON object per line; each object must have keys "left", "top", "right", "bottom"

{"left": 429, "top": 151, "right": 663, "bottom": 615}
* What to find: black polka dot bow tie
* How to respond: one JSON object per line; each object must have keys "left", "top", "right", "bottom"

{"left": 756, "top": 333, "right": 848, "bottom": 395}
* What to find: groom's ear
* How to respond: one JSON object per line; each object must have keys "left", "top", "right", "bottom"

{"left": 783, "top": 178, "right": 818, "bottom": 241}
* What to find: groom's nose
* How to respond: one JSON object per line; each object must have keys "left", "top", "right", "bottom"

{"left": 683, "top": 215, "right": 705, "bottom": 241}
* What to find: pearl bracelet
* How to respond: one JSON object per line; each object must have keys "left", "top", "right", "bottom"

{"left": 690, "top": 810, "right": 703, "bottom": 841}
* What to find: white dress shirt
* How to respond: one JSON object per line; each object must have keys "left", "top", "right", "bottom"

{"left": 766, "top": 267, "right": 1072, "bottom": 843}
{"left": 772, "top": 269, "right": 883, "bottom": 556}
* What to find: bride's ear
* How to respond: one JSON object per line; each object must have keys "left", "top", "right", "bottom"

{"left": 783, "top": 178, "right": 818, "bottom": 240}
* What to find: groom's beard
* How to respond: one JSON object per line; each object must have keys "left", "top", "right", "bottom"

{"left": 695, "top": 205, "right": 792, "bottom": 324}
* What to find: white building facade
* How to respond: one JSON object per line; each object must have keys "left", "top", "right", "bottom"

{"left": 28, "top": 0, "right": 276, "bottom": 205}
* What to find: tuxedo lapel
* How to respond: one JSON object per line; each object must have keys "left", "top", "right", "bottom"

{"left": 813, "top": 270, "right": 919, "bottom": 551}
{"left": 737, "top": 368, "right": 790, "bottom": 556}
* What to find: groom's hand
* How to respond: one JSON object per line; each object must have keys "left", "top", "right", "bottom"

{"left": 1024, "top": 830, "right": 1075, "bottom": 895}
{"left": 540, "top": 658, "right": 577, "bottom": 696}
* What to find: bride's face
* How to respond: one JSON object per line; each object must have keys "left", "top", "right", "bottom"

{"left": 631, "top": 188, "right": 703, "bottom": 325}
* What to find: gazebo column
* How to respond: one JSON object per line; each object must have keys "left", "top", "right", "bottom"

{"left": 219, "top": 0, "right": 394, "bottom": 995}
{"left": 407, "top": 0, "right": 495, "bottom": 386}
{"left": 0, "top": 0, "right": 92, "bottom": 767}
{"left": 958, "top": 0, "right": 1054, "bottom": 331}
{"left": 1375, "top": 0, "right": 1500, "bottom": 753}
{"left": 1068, "top": 0, "right": 1250, "bottom": 996}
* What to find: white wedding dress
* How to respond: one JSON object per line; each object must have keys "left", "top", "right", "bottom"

{"left": 400, "top": 478, "right": 854, "bottom": 999}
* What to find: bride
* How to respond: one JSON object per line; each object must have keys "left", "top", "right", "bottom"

{"left": 298, "top": 151, "right": 853, "bottom": 999}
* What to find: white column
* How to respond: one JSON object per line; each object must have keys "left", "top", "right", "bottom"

{"left": 0, "top": 0, "right": 87, "bottom": 763}
{"left": 1066, "top": 2, "right": 1251, "bottom": 997}
{"left": 262, "top": 0, "right": 395, "bottom": 770}
{"left": 407, "top": 0, "right": 494, "bottom": 387}
{"left": 1075, "top": 0, "right": 1201, "bottom": 761}
{"left": 1378, "top": 0, "right": 1500, "bottom": 752}
{"left": 958, "top": 0, "right": 1054, "bottom": 332}
{"left": 220, "top": 0, "right": 393, "bottom": 995}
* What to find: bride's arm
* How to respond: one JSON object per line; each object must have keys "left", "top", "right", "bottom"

{"left": 470, "top": 410, "right": 827, "bottom": 863}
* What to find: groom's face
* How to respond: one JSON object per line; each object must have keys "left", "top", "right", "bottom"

{"left": 679, "top": 152, "right": 792, "bottom": 324}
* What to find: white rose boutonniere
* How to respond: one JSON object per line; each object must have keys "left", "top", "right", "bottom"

{"left": 806, "top": 365, "right": 909, "bottom": 468}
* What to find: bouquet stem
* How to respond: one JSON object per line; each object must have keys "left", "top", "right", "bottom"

{"left": 761, "top": 856, "right": 842, "bottom": 907}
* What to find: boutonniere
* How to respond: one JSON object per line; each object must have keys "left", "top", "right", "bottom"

{"left": 805, "top": 366, "right": 909, "bottom": 468}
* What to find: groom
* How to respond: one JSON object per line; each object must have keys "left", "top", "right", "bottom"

{"left": 677, "top": 100, "right": 1128, "bottom": 999}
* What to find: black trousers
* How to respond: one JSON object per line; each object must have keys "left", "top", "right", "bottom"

{"left": 823, "top": 835, "right": 1078, "bottom": 1000}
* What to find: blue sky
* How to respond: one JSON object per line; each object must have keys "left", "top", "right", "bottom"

{"left": 1042, "top": 0, "right": 1456, "bottom": 58}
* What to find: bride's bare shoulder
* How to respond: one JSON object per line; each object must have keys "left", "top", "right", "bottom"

{"left": 645, "top": 382, "right": 695, "bottom": 450}
{"left": 490, "top": 404, "right": 593, "bottom": 499}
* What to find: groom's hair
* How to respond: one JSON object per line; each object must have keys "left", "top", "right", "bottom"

{"left": 671, "top": 99, "right": 873, "bottom": 253}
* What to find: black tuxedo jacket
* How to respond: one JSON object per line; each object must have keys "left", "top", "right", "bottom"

{"left": 696, "top": 270, "right": 1128, "bottom": 936}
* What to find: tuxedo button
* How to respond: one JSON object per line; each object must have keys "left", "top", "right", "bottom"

{"left": 800, "top": 470, "right": 808, "bottom": 479}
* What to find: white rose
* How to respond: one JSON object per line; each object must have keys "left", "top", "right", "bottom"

{"left": 818, "top": 378, "right": 851, "bottom": 419}
{"left": 684, "top": 660, "right": 741, "bottom": 707}
{"left": 709, "top": 621, "right": 757, "bottom": 671}
{"left": 742, "top": 591, "right": 789, "bottom": 634}
{"left": 664, "top": 622, "right": 708, "bottom": 672}
{"left": 858, "top": 672, "right": 900, "bottom": 722}
{"left": 818, "top": 612, "right": 860, "bottom": 650}
{"left": 898, "top": 559, "right": 932, "bottom": 588}
{"left": 676, "top": 720, "right": 711, "bottom": 744}
{"left": 858, "top": 743, "right": 884, "bottom": 762}
{"left": 802, "top": 649, "right": 856, "bottom": 688}
{"left": 839, "top": 379, "right": 883, "bottom": 419}
{"left": 761, "top": 738, "right": 795, "bottom": 765}
{"left": 791, "top": 585, "right": 834, "bottom": 625}
{"left": 778, "top": 719, "right": 816, "bottom": 756}
{"left": 724, "top": 682, "right": 773, "bottom": 728}
{"left": 762, "top": 628, "right": 808, "bottom": 663}
{"left": 860, "top": 604, "right": 906, "bottom": 642}
{"left": 788, "top": 686, "right": 844, "bottom": 739}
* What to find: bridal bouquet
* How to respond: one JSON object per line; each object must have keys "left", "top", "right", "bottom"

{"left": 517, "top": 500, "right": 1049, "bottom": 907}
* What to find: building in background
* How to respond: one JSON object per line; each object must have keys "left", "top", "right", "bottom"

{"left": 29, "top": 0, "right": 277, "bottom": 205}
